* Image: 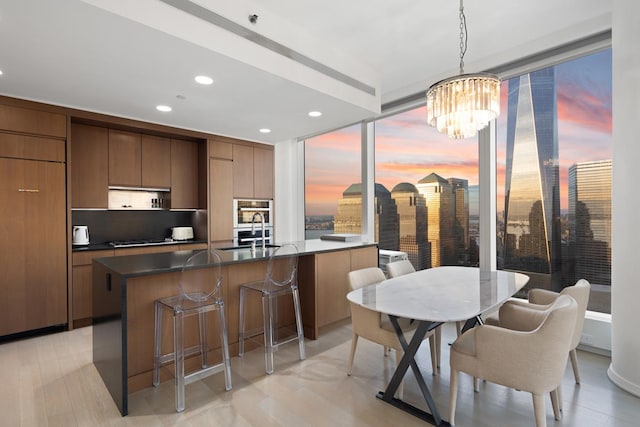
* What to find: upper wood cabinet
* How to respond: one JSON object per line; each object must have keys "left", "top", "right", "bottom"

{"left": 171, "top": 138, "right": 199, "bottom": 209}
{"left": 71, "top": 123, "right": 109, "bottom": 208}
{"left": 141, "top": 134, "right": 171, "bottom": 188}
{"left": 0, "top": 103, "right": 66, "bottom": 138}
{"left": 109, "top": 129, "right": 141, "bottom": 187}
{"left": 232, "top": 144, "right": 274, "bottom": 199}
{"left": 209, "top": 157, "right": 234, "bottom": 243}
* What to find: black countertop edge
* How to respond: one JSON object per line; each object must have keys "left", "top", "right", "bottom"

{"left": 72, "top": 240, "right": 208, "bottom": 252}
{"left": 93, "top": 240, "right": 378, "bottom": 278}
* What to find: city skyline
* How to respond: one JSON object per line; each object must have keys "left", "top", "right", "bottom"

{"left": 305, "top": 49, "right": 612, "bottom": 217}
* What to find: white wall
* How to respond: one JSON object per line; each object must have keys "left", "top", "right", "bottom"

{"left": 608, "top": 0, "right": 640, "bottom": 397}
{"left": 273, "top": 139, "right": 305, "bottom": 243}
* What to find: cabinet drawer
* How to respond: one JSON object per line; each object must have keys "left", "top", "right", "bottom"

{"left": 72, "top": 249, "right": 115, "bottom": 266}
{"left": 0, "top": 132, "right": 65, "bottom": 162}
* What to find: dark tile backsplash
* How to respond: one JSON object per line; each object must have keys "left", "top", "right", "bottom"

{"left": 72, "top": 210, "right": 199, "bottom": 244}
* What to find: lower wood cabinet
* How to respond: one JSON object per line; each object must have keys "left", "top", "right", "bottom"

{"left": 72, "top": 250, "right": 114, "bottom": 324}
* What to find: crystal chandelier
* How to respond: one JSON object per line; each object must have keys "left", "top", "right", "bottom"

{"left": 426, "top": 0, "right": 500, "bottom": 139}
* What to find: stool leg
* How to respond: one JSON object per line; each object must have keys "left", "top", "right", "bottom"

{"left": 292, "top": 287, "right": 306, "bottom": 360}
{"left": 198, "top": 310, "right": 208, "bottom": 368}
{"left": 263, "top": 293, "right": 275, "bottom": 374}
{"left": 153, "top": 302, "right": 162, "bottom": 387}
{"left": 238, "top": 287, "right": 246, "bottom": 357}
{"left": 218, "top": 301, "right": 232, "bottom": 391}
{"left": 174, "top": 309, "right": 185, "bottom": 412}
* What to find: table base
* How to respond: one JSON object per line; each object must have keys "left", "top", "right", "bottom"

{"left": 376, "top": 391, "right": 452, "bottom": 426}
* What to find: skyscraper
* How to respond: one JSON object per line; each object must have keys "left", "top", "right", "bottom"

{"left": 568, "top": 160, "right": 612, "bottom": 286}
{"left": 448, "top": 178, "right": 469, "bottom": 265}
{"left": 334, "top": 183, "right": 399, "bottom": 250}
{"left": 416, "top": 173, "right": 455, "bottom": 267}
{"left": 391, "top": 183, "right": 430, "bottom": 270}
{"left": 503, "top": 68, "right": 561, "bottom": 289}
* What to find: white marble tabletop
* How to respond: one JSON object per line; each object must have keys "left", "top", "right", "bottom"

{"left": 347, "top": 266, "right": 529, "bottom": 323}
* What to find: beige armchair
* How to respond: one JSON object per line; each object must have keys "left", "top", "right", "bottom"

{"left": 347, "top": 267, "right": 438, "bottom": 397}
{"left": 485, "top": 279, "right": 591, "bottom": 384}
{"left": 449, "top": 294, "right": 578, "bottom": 427}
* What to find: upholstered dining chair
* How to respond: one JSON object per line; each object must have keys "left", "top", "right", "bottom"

{"left": 347, "top": 267, "right": 438, "bottom": 398}
{"left": 385, "top": 259, "right": 443, "bottom": 370}
{"left": 449, "top": 294, "right": 578, "bottom": 427}
{"left": 485, "top": 279, "right": 591, "bottom": 384}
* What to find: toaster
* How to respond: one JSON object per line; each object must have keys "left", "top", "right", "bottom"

{"left": 172, "top": 226, "right": 194, "bottom": 240}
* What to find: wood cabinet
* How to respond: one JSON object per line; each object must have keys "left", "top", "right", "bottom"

{"left": 232, "top": 144, "right": 274, "bottom": 199}
{"left": 71, "top": 123, "right": 109, "bottom": 208}
{"left": 141, "top": 134, "right": 171, "bottom": 188}
{"left": 0, "top": 132, "right": 65, "bottom": 162}
{"left": 209, "top": 157, "right": 233, "bottom": 243}
{"left": 109, "top": 129, "right": 141, "bottom": 187}
{"left": 72, "top": 249, "right": 114, "bottom": 323}
{"left": 0, "top": 157, "right": 67, "bottom": 336}
{"left": 315, "top": 246, "right": 379, "bottom": 328}
{"left": 0, "top": 103, "right": 66, "bottom": 138}
{"left": 171, "top": 138, "right": 199, "bottom": 209}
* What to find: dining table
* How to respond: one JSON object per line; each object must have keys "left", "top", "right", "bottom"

{"left": 346, "top": 266, "right": 530, "bottom": 426}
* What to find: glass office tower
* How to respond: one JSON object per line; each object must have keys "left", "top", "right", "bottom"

{"left": 391, "top": 183, "right": 430, "bottom": 270}
{"left": 568, "top": 160, "right": 612, "bottom": 287}
{"left": 503, "top": 68, "right": 561, "bottom": 288}
{"left": 417, "top": 173, "right": 455, "bottom": 267}
{"left": 334, "top": 183, "right": 399, "bottom": 250}
{"left": 448, "top": 178, "right": 469, "bottom": 265}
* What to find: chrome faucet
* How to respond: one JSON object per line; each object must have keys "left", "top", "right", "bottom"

{"left": 250, "top": 212, "right": 265, "bottom": 253}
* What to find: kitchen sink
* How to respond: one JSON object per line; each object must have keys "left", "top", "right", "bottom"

{"left": 219, "top": 244, "right": 280, "bottom": 251}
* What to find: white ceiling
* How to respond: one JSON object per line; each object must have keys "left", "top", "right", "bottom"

{"left": 0, "top": 0, "right": 611, "bottom": 144}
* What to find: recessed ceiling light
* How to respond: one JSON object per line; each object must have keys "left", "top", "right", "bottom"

{"left": 259, "top": 128, "right": 271, "bottom": 134}
{"left": 0, "top": 70, "right": 3, "bottom": 76}
{"left": 195, "top": 75, "right": 213, "bottom": 85}
{"left": 308, "top": 111, "right": 322, "bottom": 117}
{"left": 156, "top": 105, "right": 172, "bottom": 112}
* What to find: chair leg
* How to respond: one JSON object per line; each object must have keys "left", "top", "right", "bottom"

{"left": 449, "top": 368, "right": 459, "bottom": 426}
{"left": 198, "top": 310, "right": 208, "bottom": 368}
{"left": 263, "top": 294, "right": 275, "bottom": 374}
{"left": 218, "top": 302, "right": 232, "bottom": 391}
{"left": 435, "top": 325, "right": 442, "bottom": 368}
{"left": 292, "top": 287, "right": 306, "bottom": 360}
{"left": 550, "top": 388, "right": 561, "bottom": 420}
{"left": 238, "top": 287, "right": 246, "bottom": 357}
{"left": 153, "top": 302, "right": 162, "bottom": 387}
{"left": 428, "top": 333, "right": 437, "bottom": 375}
{"left": 569, "top": 348, "right": 581, "bottom": 384}
{"left": 473, "top": 377, "right": 480, "bottom": 392}
{"left": 557, "top": 383, "right": 563, "bottom": 412}
{"left": 455, "top": 321, "right": 462, "bottom": 337}
{"left": 394, "top": 350, "right": 404, "bottom": 400}
{"left": 174, "top": 310, "right": 186, "bottom": 412}
{"left": 347, "top": 333, "right": 358, "bottom": 375}
{"left": 532, "top": 393, "right": 547, "bottom": 427}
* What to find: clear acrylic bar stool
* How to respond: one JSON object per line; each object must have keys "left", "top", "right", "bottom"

{"left": 153, "top": 249, "right": 232, "bottom": 412}
{"left": 238, "top": 243, "right": 306, "bottom": 374}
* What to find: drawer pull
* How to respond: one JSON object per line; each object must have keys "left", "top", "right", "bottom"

{"left": 18, "top": 188, "right": 40, "bottom": 193}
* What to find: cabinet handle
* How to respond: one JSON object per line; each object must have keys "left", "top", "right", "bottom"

{"left": 18, "top": 188, "right": 40, "bottom": 193}
{"left": 106, "top": 273, "right": 112, "bottom": 292}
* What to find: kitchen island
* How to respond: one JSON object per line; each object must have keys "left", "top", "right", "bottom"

{"left": 92, "top": 239, "right": 378, "bottom": 415}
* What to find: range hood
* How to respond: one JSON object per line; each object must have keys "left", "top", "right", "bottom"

{"left": 108, "top": 187, "right": 170, "bottom": 210}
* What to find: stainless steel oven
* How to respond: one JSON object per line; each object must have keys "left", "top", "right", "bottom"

{"left": 233, "top": 199, "right": 273, "bottom": 228}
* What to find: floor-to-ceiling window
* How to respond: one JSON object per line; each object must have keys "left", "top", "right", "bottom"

{"left": 496, "top": 48, "right": 612, "bottom": 313}
{"left": 374, "top": 106, "right": 479, "bottom": 270}
{"left": 304, "top": 124, "right": 361, "bottom": 239}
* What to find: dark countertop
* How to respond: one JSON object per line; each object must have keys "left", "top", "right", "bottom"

{"left": 93, "top": 239, "right": 378, "bottom": 278}
{"left": 72, "top": 239, "right": 207, "bottom": 252}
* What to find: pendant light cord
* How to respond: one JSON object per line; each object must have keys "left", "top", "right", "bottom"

{"left": 459, "top": 0, "right": 468, "bottom": 74}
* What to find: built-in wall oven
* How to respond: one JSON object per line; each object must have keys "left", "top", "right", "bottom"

{"left": 233, "top": 199, "right": 273, "bottom": 245}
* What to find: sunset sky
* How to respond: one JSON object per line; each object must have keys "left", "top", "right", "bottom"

{"left": 305, "top": 49, "right": 612, "bottom": 216}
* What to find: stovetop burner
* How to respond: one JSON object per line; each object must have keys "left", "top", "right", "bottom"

{"left": 109, "top": 239, "right": 175, "bottom": 248}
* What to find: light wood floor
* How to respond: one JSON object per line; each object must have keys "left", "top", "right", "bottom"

{"left": 1, "top": 321, "right": 638, "bottom": 427}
